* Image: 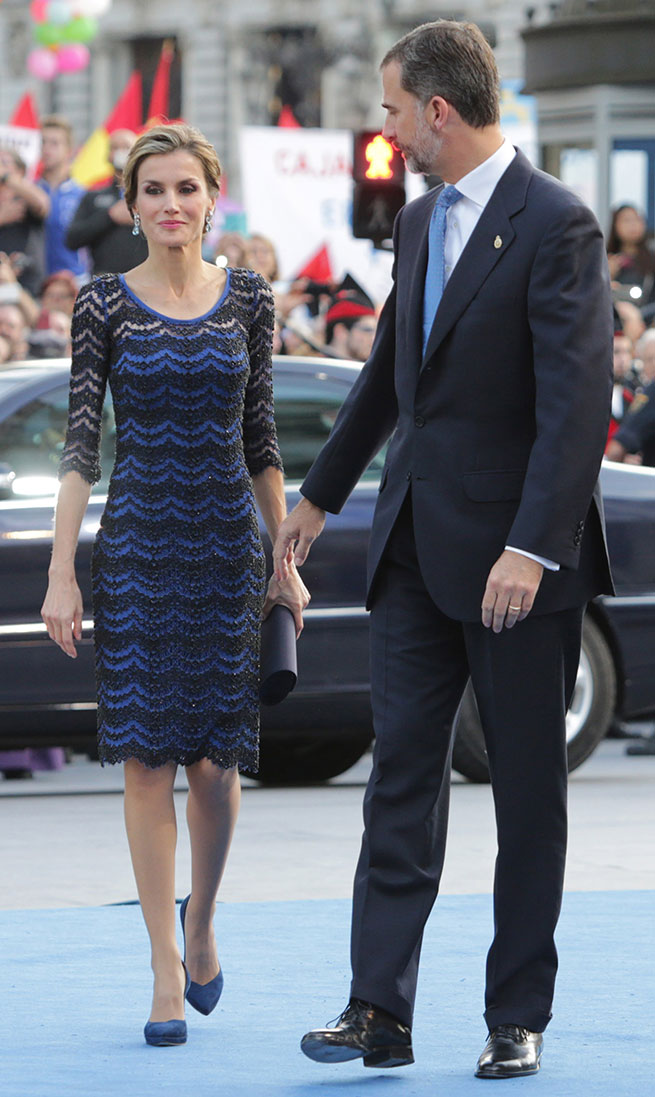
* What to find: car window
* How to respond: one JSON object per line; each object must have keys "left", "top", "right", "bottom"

{"left": 0, "top": 370, "right": 379, "bottom": 498}
{"left": 0, "top": 384, "right": 116, "bottom": 497}
{"left": 273, "top": 372, "right": 385, "bottom": 482}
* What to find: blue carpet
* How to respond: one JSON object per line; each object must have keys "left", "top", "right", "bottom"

{"left": 1, "top": 892, "right": 653, "bottom": 1097}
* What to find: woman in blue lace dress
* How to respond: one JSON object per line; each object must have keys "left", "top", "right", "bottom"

{"left": 41, "top": 124, "right": 308, "bottom": 1046}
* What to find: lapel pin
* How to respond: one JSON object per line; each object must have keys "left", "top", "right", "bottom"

{"left": 494, "top": 235, "right": 502, "bottom": 249}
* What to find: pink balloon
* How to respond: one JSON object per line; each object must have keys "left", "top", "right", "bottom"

{"left": 29, "top": 0, "right": 49, "bottom": 22}
{"left": 27, "top": 47, "right": 60, "bottom": 81}
{"left": 57, "top": 44, "right": 91, "bottom": 73}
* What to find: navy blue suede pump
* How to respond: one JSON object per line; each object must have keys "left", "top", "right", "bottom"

{"left": 180, "top": 895, "right": 224, "bottom": 1016}
{"left": 144, "top": 962, "right": 191, "bottom": 1046}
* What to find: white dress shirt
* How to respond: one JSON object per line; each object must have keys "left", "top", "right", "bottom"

{"left": 442, "top": 139, "right": 559, "bottom": 572}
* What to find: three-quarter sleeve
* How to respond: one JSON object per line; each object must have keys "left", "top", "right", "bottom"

{"left": 243, "top": 273, "right": 284, "bottom": 477}
{"left": 59, "top": 278, "right": 111, "bottom": 485}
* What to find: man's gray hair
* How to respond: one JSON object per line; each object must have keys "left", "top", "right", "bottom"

{"left": 381, "top": 20, "right": 500, "bottom": 129}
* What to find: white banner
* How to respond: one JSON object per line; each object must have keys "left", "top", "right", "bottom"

{"left": 239, "top": 126, "right": 394, "bottom": 305}
{"left": 0, "top": 126, "right": 42, "bottom": 176}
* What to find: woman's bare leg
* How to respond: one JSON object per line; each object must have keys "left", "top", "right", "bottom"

{"left": 183, "top": 760, "right": 240, "bottom": 984}
{"left": 124, "top": 758, "right": 186, "bottom": 1022}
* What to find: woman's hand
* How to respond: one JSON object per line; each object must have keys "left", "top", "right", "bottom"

{"left": 41, "top": 569, "right": 84, "bottom": 658}
{"left": 263, "top": 560, "right": 311, "bottom": 637}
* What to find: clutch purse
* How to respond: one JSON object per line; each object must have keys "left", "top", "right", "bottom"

{"left": 259, "top": 604, "right": 298, "bottom": 706}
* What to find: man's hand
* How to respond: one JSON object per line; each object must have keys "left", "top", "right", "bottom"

{"left": 108, "top": 199, "right": 133, "bottom": 226}
{"left": 0, "top": 251, "right": 16, "bottom": 284}
{"left": 273, "top": 498, "right": 326, "bottom": 581}
{"left": 481, "top": 550, "right": 544, "bottom": 633}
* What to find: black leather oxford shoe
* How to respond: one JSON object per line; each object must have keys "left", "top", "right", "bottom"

{"left": 300, "top": 998, "right": 414, "bottom": 1069}
{"left": 475, "top": 1024, "right": 543, "bottom": 1078}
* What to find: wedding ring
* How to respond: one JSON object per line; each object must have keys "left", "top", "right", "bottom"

{"left": 508, "top": 605, "right": 521, "bottom": 612}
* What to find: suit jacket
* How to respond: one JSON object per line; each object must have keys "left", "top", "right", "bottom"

{"left": 301, "top": 149, "right": 614, "bottom": 620}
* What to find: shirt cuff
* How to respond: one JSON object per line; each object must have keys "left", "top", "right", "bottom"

{"left": 505, "top": 545, "right": 560, "bottom": 572}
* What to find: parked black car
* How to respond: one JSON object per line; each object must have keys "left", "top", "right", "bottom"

{"left": 1, "top": 358, "right": 655, "bottom": 783}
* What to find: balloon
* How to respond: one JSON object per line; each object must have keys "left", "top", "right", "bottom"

{"left": 74, "top": 0, "right": 111, "bottom": 14}
{"left": 34, "top": 23, "right": 66, "bottom": 48}
{"left": 27, "top": 47, "right": 60, "bottom": 81}
{"left": 48, "top": 1, "right": 73, "bottom": 24}
{"left": 29, "top": 0, "right": 49, "bottom": 22}
{"left": 57, "top": 43, "right": 90, "bottom": 73}
{"left": 61, "top": 15, "right": 98, "bottom": 44}
{"left": 58, "top": 43, "right": 89, "bottom": 71}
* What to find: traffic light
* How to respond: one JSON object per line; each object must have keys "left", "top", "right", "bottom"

{"left": 352, "top": 131, "right": 406, "bottom": 245}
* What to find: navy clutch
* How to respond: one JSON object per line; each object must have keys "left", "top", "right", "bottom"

{"left": 259, "top": 604, "right": 298, "bottom": 705}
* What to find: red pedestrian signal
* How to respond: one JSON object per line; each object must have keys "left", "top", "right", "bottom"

{"left": 353, "top": 131, "right": 404, "bottom": 185}
{"left": 365, "top": 135, "right": 394, "bottom": 180}
{"left": 352, "top": 131, "right": 406, "bottom": 245}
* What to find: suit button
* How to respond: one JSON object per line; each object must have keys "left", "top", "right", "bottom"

{"left": 406, "top": 471, "right": 412, "bottom": 481}
{"left": 414, "top": 416, "right": 425, "bottom": 428}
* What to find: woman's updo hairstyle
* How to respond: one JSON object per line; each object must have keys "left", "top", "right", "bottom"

{"left": 123, "top": 122, "right": 221, "bottom": 215}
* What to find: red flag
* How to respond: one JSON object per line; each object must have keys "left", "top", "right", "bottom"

{"left": 106, "top": 71, "right": 143, "bottom": 133}
{"left": 148, "top": 41, "right": 174, "bottom": 123}
{"left": 278, "top": 105, "right": 301, "bottom": 128}
{"left": 10, "top": 93, "right": 40, "bottom": 129}
{"left": 296, "top": 244, "right": 333, "bottom": 282}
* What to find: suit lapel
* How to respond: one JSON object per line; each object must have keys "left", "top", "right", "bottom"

{"left": 420, "top": 150, "right": 531, "bottom": 368}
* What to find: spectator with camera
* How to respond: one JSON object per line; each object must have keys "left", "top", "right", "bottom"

{"left": 607, "top": 204, "right": 655, "bottom": 319}
{"left": 0, "top": 249, "right": 39, "bottom": 329}
{"left": 66, "top": 130, "right": 148, "bottom": 275}
{"left": 0, "top": 147, "right": 49, "bottom": 298}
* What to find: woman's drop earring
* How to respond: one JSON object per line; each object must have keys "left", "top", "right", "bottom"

{"left": 205, "top": 212, "right": 213, "bottom": 233}
{"left": 132, "top": 211, "right": 141, "bottom": 236}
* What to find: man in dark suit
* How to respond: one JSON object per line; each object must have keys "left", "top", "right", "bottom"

{"left": 273, "top": 21, "right": 613, "bottom": 1079}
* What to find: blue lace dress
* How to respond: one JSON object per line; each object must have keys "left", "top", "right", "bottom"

{"left": 59, "top": 268, "right": 282, "bottom": 771}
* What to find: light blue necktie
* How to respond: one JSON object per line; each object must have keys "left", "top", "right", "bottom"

{"left": 422, "top": 185, "right": 463, "bottom": 353}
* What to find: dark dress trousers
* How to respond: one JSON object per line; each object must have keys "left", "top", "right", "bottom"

{"left": 301, "top": 149, "right": 614, "bottom": 1032}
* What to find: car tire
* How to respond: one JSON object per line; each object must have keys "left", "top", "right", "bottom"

{"left": 246, "top": 729, "right": 373, "bottom": 785}
{"left": 452, "top": 614, "right": 617, "bottom": 783}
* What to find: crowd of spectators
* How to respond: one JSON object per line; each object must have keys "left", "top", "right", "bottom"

{"left": 4, "top": 112, "right": 655, "bottom": 452}
{"left": 212, "top": 230, "right": 380, "bottom": 361}
{"left": 0, "top": 115, "right": 382, "bottom": 381}
{"left": 605, "top": 201, "right": 655, "bottom": 478}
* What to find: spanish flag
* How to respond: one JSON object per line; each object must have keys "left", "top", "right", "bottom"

{"left": 71, "top": 72, "right": 143, "bottom": 188}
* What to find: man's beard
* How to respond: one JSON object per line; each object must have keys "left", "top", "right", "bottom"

{"left": 401, "top": 108, "right": 442, "bottom": 175}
